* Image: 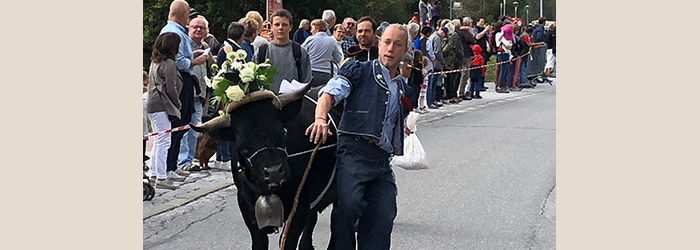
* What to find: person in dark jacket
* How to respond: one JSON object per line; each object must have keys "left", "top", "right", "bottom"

{"left": 456, "top": 19, "right": 477, "bottom": 100}
{"left": 293, "top": 19, "right": 311, "bottom": 45}
{"left": 344, "top": 16, "right": 379, "bottom": 62}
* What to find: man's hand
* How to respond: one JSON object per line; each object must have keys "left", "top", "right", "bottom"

{"left": 305, "top": 118, "right": 333, "bottom": 144}
{"left": 193, "top": 49, "right": 205, "bottom": 58}
{"left": 405, "top": 127, "right": 413, "bottom": 136}
{"left": 191, "top": 54, "right": 209, "bottom": 66}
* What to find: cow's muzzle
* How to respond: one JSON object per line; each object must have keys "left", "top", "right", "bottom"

{"left": 263, "top": 164, "right": 286, "bottom": 189}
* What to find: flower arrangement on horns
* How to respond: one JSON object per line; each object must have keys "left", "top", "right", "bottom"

{"left": 209, "top": 50, "right": 276, "bottom": 106}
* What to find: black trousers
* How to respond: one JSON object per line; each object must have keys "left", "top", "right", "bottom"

{"left": 166, "top": 130, "right": 187, "bottom": 172}
{"left": 310, "top": 71, "right": 332, "bottom": 87}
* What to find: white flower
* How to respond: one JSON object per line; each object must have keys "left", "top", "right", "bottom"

{"left": 257, "top": 74, "right": 266, "bottom": 81}
{"left": 237, "top": 50, "right": 248, "bottom": 60}
{"left": 226, "top": 51, "right": 237, "bottom": 61}
{"left": 239, "top": 67, "right": 255, "bottom": 83}
{"left": 245, "top": 62, "right": 257, "bottom": 70}
{"left": 232, "top": 62, "right": 242, "bottom": 71}
{"left": 257, "top": 63, "right": 271, "bottom": 68}
{"left": 211, "top": 75, "right": 224, "bottom": 90}
{"left": 226, "top": 85, "right": 245, "bottom": 101}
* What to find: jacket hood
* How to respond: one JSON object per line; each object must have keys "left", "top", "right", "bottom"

{"left": 472, "top": 44, "right": 482, "bottom": 55}
{"left": 502, "top": 24, "right": 513, "bottom": 41}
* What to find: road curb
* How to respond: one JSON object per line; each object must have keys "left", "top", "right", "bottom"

{"left": 143, "top": 181, "right": 233, "bottom": 220}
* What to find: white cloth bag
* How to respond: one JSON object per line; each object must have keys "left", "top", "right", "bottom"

{"left": 391, "top": 112, "right": 429, "bottom": 170}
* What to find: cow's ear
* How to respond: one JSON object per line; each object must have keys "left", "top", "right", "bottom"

{"left": 279, "top": 97, "right": 304, "bottom": 123}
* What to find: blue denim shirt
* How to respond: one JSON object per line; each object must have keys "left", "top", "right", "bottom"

{"left": 240, "top": 38, "right": 254, "bottom": 62}
{"left": 160, "top": 20, "right": 194, "bottom": 74}
{"left": 320, "top": 59, "right": 406, "bottom": 155}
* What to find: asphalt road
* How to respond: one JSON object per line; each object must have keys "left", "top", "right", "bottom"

{"left": 144, "top": 85, "right": 556, "bottom": 250}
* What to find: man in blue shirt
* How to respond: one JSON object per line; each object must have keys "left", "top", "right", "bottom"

{"left": 306, "top": 23, "right": 411, "bottom": 250}
{"left": 158, "top": 0, "right": 209, "bottom": 181}
{"left": 302, "top": 19, "right": 343, "bottom": 87}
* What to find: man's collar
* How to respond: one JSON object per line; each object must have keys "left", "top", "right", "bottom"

{"left": 167, "top": 20, "right": 186, "bottom": 31}
{"left": 226, "top": 38, "right": 241, "bottom": 48}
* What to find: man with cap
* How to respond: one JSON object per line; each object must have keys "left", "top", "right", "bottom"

{"left": 426, "top": 26, "right": 447, "bottom": 108}
{"left": 188, "top": 8, "right": 199, "bottom": 23}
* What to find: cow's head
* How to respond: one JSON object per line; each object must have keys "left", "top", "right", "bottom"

{"left": 192, "top": 84, "right": 311, "bottom": 193}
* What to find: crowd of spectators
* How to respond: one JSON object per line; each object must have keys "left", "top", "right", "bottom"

{"left": 142, "top": 0, "right": 557, "bottom": 188}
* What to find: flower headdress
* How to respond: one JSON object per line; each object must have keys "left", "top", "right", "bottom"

{"left": 209, "top": 50, "right": 277, "bottom": 107}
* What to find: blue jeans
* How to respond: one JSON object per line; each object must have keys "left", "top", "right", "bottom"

{"left": 469, "top": 75, "right": 484, "bottom": 96}
{"left": 177, "top": 98, "right": 203, "bottom": 168}
{"left": 216, "top": 142, "right": 230, "bottom": 162}
{"left": 328, "top": 135, "right": 397, "bottom": 250}
{"left": 427, "top": 74, "right": 440, "bottom": 105}
{"left": 517, "top": 58, "right": 529, "bottom": 86}
{"left": 497, "top": 54, "right": 514, "bottom": 89}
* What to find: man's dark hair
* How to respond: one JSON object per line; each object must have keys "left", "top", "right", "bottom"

{"left": 227, "top": 21, "right": 245, "bottom": 40}
{"left": 151, "top": 32, "right": 181, "bottom": 63}
{"left": 420, "top": 25, "right": 433, "bottom": 36}
{"left": 538, "top": 17, "right": 547, "bottom": 25}
{"left": 271, "top": 8, "right": 293, "bottom": 26}
{"left": 525, "top": 26, "right": 534, "bottom": 34}
{"left": 357, "top": 16, "right": 378, "bottom": 32}
{"left": 478, "top": 17, "right": 486, "bottom": 22}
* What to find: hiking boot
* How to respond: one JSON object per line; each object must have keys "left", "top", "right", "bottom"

{"left": 155, "top": 178, "right": 179, "bottom": 190}
{"left": 175, "top": 168, "right": 191, "bottom": 177}
{"left": 167, "top": 171, "right": 186, "bottom": 182}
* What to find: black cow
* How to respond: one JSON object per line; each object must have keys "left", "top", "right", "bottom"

{"left": 192, "top": 84, "right": 341, "bottom": 250}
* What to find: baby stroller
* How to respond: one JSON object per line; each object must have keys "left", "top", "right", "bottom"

{"left": 143, "top": 155, "right": 155, "bottom": 201}
{"left": 144, "top": 172, "right": 155, "bottom": 201}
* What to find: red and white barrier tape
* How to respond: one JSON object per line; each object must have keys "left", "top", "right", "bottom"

{"left": 143, "top": 123, "right": 201, "bottom": 139}
{"left": 403, "top": 51, "right": 531, "bottom": 77}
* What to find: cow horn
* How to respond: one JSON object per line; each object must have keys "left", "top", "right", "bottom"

{"left": 273, "top": 80, "right": 313, "bottom": 109}
{"left": 225, "top": 90, "right": 277, "bottom": 113}
{"left": 191, "top": 114, "right": 231, "bottom": 133}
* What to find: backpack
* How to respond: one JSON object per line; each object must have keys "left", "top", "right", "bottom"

{"left": 511, "top": 35, "right": 528, "bottom": 57}
{"left": 488, "top": 33, "right": 498, "bottom": 55}
{"left": 517, "top": 34, "right": 530, "bottom": 56}
{"left": 442, "top": 36, "right": 457, "bottom": 71}
{"left": 256, "top": 41, "right": 303, "bottom": 80}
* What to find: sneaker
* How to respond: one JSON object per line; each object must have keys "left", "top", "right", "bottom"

{"left": 509, "top": 87, "right": 522, "bottom": 92}
{"left": 496, "top": 88, "right": 510, "bottom": 93}
{"left": 462, "top": 95, "right": 472, "bottom": 101}
{"left": 428, "top": 104, "right": 439, "bottom": 109}
{"left": 474, "top": 95, "right": 483, "bottom": 99}
{"left": 441, "top": 100, "right": 450, "bottom": 105}
{"left": 149, "top": 176, "right": 156, "bottom": 184}
{"left": 155, "top": 178, "right": 179, "bottom": 190}
{"left": 434, "top": 101, "right": 443, "bottom": 107}
{"left": 175, "top": 168, "right": 191, "bottom": 177}
{"left": 167, "top": 171, "right": 186, "bottom": 182}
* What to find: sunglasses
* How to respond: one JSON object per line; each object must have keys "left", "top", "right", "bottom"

{"left": 346, "top": 22, "right": 355, "bottom": 26}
